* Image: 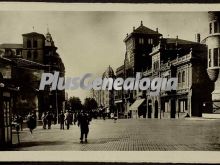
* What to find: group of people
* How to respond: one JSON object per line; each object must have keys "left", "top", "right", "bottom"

{"left": 41, "top": 111, "right": 55, "bottom": 129}
{"left": 13, "top": 110, "right": 92, "bottom": 143}
{"left": 58, "top": 111, "right": 73, "bottom": 130}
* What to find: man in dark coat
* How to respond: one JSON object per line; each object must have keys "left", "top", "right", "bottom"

{"left": 59, "top": 111, "right": 65, "bottom": 130}
{"left": 78, "top": 110, "right": 90, "bottom": 143}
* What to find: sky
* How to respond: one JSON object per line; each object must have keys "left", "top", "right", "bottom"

{"left": 0, "top": 11, "right": 209, "bottom": 102}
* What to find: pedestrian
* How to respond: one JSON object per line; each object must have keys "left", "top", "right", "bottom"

{"left": 64, "top": 111, "right": 71, "bottom": 130}
{"left": 53, "top": 113, "right": 56, "bottom": 125}
{"left": 46, "top": 112, "right": 53, "bottom": 129}
{"left": 41, "top": 112, "right": 47, "bottom": 129}
{"left": 114, "top": 113, "right": 118, "bottom": 123}
{"left": 59, "top": 111, "right": 65, "bottom": 130}
{"left": 18, "top": 115, "right": 23, "bottom": 131}
{"left": 26, "top": 112, "right": 36, "bottom": 134}
{"left": 73, "top": 113, "right": 77, "bottom": 125}
{"left": 78, "top": 110, "right": 90, "bottom": 143}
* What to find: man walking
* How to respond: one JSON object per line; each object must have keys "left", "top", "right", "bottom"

{"left": 64, "top": 111, "right": 71, "bottom": 130}
{"left": 78, "top": 110, "right": 90, "bottom": 143}
{"left": 59, "top": 111, "right": 65, "bottom": 130}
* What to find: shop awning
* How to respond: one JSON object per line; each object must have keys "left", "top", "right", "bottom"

{"left": 129, "top": 99, "right": 145, "bottom": 111}
{"left": 115, "top": 100, "right": 122, "bottom": 103}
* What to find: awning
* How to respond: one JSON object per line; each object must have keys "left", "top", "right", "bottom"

{"left": 115, "top": 100, "right": 122, "bottom": 103}
{"left": 129, "top": 99, "right": 145, "bottom": 111}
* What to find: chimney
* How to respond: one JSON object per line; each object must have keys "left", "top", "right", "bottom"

{"left": 156, "top": 28, "right": 158, "bottom": 33}
{"left": 133, "top": 26, "right": 135, "bottom": 31}
{"left": 196, "top": 33, "right": 201, "bottom": 43}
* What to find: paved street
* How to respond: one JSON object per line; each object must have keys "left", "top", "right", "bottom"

{"left": 11, "top": 118, "right": 220, "bottom": 151}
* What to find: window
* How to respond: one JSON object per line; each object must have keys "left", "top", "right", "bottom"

{"left": 178, "top": 72, "right": 181, "bottom": 83}
{"left": 209, "top": 22, "right": 212, "bottom": 34}
{"left": 139, "top": 38, "right": 144, "bottom": 44}
{"left": 213, "top": 48, "right": 218, "bottom": 67}
{"left": 16, "top": 49, "right": 20, "bottom": 56}
{"left": 33, "top": 40, "right": 37, "bottom": 48}
{"left": 27, "top": 39, "right": 31, "bottom": 48}
{"left": 208, "top": 49, "right": 212, "bottom": 67}
{"left": 33, "top": 51, "right": 38, "bottom": 60}
{"left": 214, "top": 21, "right": 218, "bottom": 33}
{"left": 27, "top": 51, "right": 31, "bottom": 59}
{"left": 182, "top": 71, "right": 185, "bottom": 83}
{"left": 148, "top": 38, "right": 153, "bottom": 44}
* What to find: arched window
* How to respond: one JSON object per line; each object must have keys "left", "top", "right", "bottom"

{"left": 178, "top": 72, "right": 181, "bottom": 83}
{"left": 182, "top": 71, "right": 185, "bottom": 83}
{"left": 27, "top": 51, "right": 31, "bottom": 59}
{"left": 27, "top": 39, "right": 31, "bottom": 48}
{"left": 33, "top": 51, "right": 38, "bottom": 60}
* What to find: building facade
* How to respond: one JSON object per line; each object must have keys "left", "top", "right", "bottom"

{"left": 115, "top": 18, "right": 214, "bottom": 119}
{"left": 91, "top": 66, "right": 115, "bottom": 114}
{"left": 0, "top": 30, "right": 65, "bottom": 120}
{"left": 204, "top": 12, "right": 220, "bottom": 114}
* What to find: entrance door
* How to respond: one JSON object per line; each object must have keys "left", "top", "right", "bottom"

{"left": 154, "top": 100, "right": 158, "bottom": 118}
{"left": 170, "top": 99, "right": 176, "bottom": 118}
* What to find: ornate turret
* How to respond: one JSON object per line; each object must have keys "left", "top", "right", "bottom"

{"left": 205, "top": 12, "right": 220, "bottom": 112}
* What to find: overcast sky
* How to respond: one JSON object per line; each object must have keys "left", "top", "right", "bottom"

{"left": 0, "top": 12, "right": 209, "bottom": 101}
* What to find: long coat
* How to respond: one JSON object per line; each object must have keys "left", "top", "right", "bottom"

{"left": 78, "top": 113, "right": 90, "bottom": 134}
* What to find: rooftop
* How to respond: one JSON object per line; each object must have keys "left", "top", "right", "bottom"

{"left": 0, "top": 43, "right": 23, "bottom": 49}
{"left": 22, "top": 32, "right": 45, "bottom": 38}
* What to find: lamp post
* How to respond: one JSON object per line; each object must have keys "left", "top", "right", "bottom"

{"left": 55, "top": 89, "right": 58, "bottom": 124}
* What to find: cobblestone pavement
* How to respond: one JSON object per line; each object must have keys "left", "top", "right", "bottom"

{"left": 11, "top": 118, "right": 220, "bottom": 151}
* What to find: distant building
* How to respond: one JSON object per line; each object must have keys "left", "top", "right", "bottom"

{"left": 91, "top": 66, "right": 115, "bottom": 113}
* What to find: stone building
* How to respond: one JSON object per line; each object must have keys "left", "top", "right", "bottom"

{"left": 143, "top": 37, "right": 213, "bottom": 118}
{"left": 0, "top": 30, "right": 65, "bottom": 120}
{"left": 91, "top": 66, "right": 115, "bottom": 114}
{"left": 203, "top": 11, "right": 220, "bottom": 114}
{"left": 115, "top": 18, "right": 214, "bottom": 119}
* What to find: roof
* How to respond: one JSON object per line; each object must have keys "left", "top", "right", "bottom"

{"left": 102, "top": 65, "right": 115, "bottom": 78}
{"left": 133, "top": 25, "right": 161, "bottom": 35}
{"left": 12, "top": 58, "right": 47, "bottom": 68}
{"left": 0, "top": 43, "right": 23, "bottom": 49}
{"left": 0, "top": 57, "right": 13, "bottom": 64}
{"left": 164, "top": 38, "right": 199, "bottom": 45}
{"left": 124, "top": 22, "right": 162, "bottom": 42}
{"left": 22, "top": 32, "right": 45, "bottom": 38}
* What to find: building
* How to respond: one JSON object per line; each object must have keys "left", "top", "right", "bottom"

{"left": 0, "top": 30, "right": 65, "bottom": 120}
{"left": 203, "top": 12, "right": 220, "bottom": 115}
{"left": 92, "top": 66, "right": 115, "bottom": 114}
{"left": 142, "top": 37, "right": 213, "bottom": 119}
{"left": 115, "top": 18, "right": 214, "bottom": 119}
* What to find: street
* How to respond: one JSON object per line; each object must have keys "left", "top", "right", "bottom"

{"left": 12, "top": 118, "right": 220, "bottom": 151}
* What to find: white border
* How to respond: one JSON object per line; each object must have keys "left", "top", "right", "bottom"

{"left": 0, "top": 3, "right": 219, "bottom": 11}
{"left": 0, "top": 3, "right": 220, "bottom": 163}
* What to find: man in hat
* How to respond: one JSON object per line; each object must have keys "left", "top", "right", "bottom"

{"left": 77, "top": 110, "right": 90, "bottom": 143}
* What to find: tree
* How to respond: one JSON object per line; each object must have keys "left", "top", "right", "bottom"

{"left": 83, "top": 98, "right": 98, "bottom": 112}
{"left": 68, "top": 96, "right": 82, "bottom": 113}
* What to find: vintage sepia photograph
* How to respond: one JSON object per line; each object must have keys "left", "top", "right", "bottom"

{"left": 0, "top": 6, "right": 220, "bottom": 162}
